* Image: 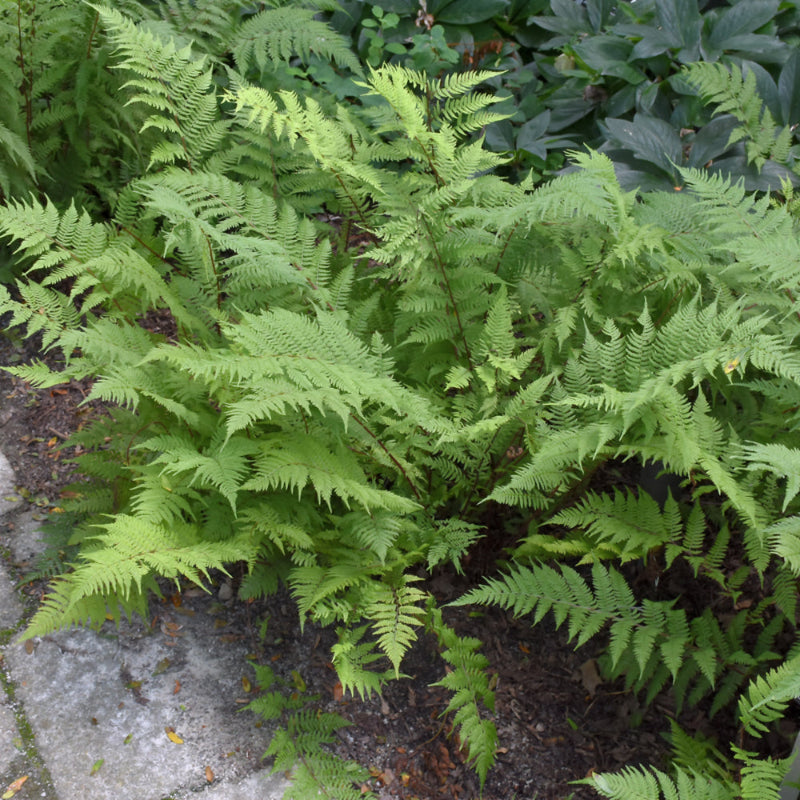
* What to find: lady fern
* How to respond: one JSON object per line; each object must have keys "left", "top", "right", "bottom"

{"left": 3, "top": 3, "right": 800, "bottom": 796}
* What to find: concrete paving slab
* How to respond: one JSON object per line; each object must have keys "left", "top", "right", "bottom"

{"left": 0, "top": 562, "right": 22, "bottom": 629}
{"left": 3, "top": 508, "right": 48, "bottom": 564}
{"left": 0, "top": 446, "right": 291, "bottom": 800}
{"left": 5, "top": 613, "right": 287, "bottom": 800}
{"left": 0, "top": 450, "right": 19, "bottom": 519}
{"left": 0, "top": 701, "right": 20, "bottom": 773}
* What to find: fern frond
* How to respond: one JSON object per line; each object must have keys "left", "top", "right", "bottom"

{"left": 364, "top": 576, "right": 426, "bottom": 675}
{"left": 586, "top": 763, "right": 737, "bottom": 800}
{"left": 95, "top": 5, "right": 228, "bottom": 171}
{"left": 738, "top": 653, "right": 800, "bottom": 736}
{"left": 740, "top": 443, "right": 800, "bottom": 512}
{"left": 428, "top": 606, "right": 497, "bottom": 789}
{"left": 22, "top": 515, "right": 259, "bottom": 638}
{"left": 231, "top": 6, "right": 361, "bottom": 76}
{"left": 684, "top": 62, "right": 791, "bottom": 169}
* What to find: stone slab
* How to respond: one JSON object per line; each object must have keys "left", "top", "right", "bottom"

{"left": 0, "top": 561, "right": 21, "bottom": 630}
{"left": 0, "top": 701, "right": 21, "bottom": 775}
{"left": 4, "top": 616, "right": 287, "bottom": 800}
{"left": 0, "top": 450, "right": 19, "bottom": 519}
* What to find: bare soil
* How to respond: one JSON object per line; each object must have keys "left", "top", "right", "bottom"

{"left": 0, "top": 328, "right": 794, "bottom": 800}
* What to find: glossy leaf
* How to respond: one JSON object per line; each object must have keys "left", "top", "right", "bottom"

{"left": 435, "top": 0, "right": 509, "bottom": 24}
{"left": 778, "top": 51, "right": 800, "bottom": 128}
{"left": 604, "top": 115, "right": 683, "bottom": 177}
{"left": 706, "top": 0, "right": 779, "bottom": 50}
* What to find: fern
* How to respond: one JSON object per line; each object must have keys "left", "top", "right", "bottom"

{"left": 247, "top": 664, "right": 376, "bottom": 800}
{"left": 231, "top": 5, "right": 361, "bottom": 77}
{"left": 95, "top": 4, "right": 230, "bottom": 171}
{"left": 428, "top": 605, "right": 497, "bottom": 791}
{"left": 22, "top": 515, "right": 259, "bottom": 639}
{"left": 684, "top": 62, "right": 793, "bottom": 170}
{"left": 4, "top": 5, "right": 800, "bottom": 794}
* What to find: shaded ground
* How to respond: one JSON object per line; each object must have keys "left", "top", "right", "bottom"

{"left": 0, "top": 329, "right": 794, "bottom": 800}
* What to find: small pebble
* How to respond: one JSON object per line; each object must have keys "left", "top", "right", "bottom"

{"left": 218, "top": 582, "right": 233, "bottom": 601}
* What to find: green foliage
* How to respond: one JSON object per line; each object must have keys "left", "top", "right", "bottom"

{"left": 328, "top": 0, "right": 800, "bottom": 187}
{"left": 3, "top": 1, "right": 800, "bottom": 797}
{"left": 246, "top": 664, "right": 376, "bottom": 800}
{"left": 584, "top": 747, "right": 793, "bottom": 800}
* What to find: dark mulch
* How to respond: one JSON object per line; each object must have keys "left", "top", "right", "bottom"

{"left": 1, "top": 326, "right": 796, "bottom": 800}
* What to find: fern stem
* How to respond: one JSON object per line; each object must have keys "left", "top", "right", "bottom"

{"left": 17, "top": 0, "right": 34, "bottom": 151}
{"left": 493, "top": 220, "right": 520, "bottom": 275}
{"left": 120, "top": 227, "right": 173, "bottom": 266}
{"left": 349, "top": 413, "right": 423, "bottom": 503}
{"left": 459, "top": 425, "right": 506, "bottom": 516}
{"left": 85, "top": 10, "right": 100, "bottom": 60}
{"left": 332, "top": 171, "right": 370, "bottom": 229}
{"left": 421, "top": 216, "right": 473, "bottom": 372}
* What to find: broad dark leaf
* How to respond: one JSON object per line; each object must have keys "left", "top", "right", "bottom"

{"left": 484, "top": 119, "right": 515, "bottom": 152}
{"left": 547, "top": 92, "right": 596, "bottom": 131}
{"left": 686, "top": 115, "right": 739, "bottom": 168}
{"left": 604, "top": 153, "right": 676, "bottom": 192}
{"left": 709, "top": 155, "right": 800, "bottom": 191}
{"left": 585, "top": 0, "right": 615, "bottom": 32}
{"left": 605, "top": 83, "right": 637, "bottom": 118}
{"left": 435, "top": 0, "right": 510, "bottom": 24}
{"left": 656, "top": 0, "right": 702, "bottom": 49}
{"left": 573, "top": 35, "right": 646, "bottom": 84}
{"left": 778, "top": 51, "right": 800, "bottom": 127}
{"left": 630, "top": 28, "right": 679, "bottom": 60}
{"left": 706, "top": 0, "right": 779, "bottom": 49}
{"left": 528, "top": 0, "right": 589, "bottom": 36}
{"left": 516, "top": 111, "right": 553, "bottom": 157}
{"left": 604, "top": 115, "right": 683, "bottom": 176}
{"left": 722, "top": 34, "right": 789, "bottom": 63}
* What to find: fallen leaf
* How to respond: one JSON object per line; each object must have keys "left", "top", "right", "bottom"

{"left": 165, "top": 727, "right": 184, "bottom": 744}
{"left": 24, "top": 640, "right": 34, "bottom": 655}
{"left": 579, "top": 659, "right": 603, "bottom": 697}
{"left": 173, "top": 680, "right": 181, "bottom": 694}
{"left": 2, "top": 776, "right": 28, "bottom": 799}
{"left": 519, "top": 643, "right": 530, "bottom": 654}
{"left": 123, "top": 734, "right": 133, "bottom": 745}
{"left": 241, "top": 676, "right": 251, "bottom": 693}
{"left": 332, "top": 682, "right": 343, "bottom": 702}
{"left": 90, "top": 759, "right": 104, "bottom": 776}
{"left": 205, "top": 766, "right": 214, "bottom": 783}
{"left": 290, "top": 670, "right": 306, "bottom": 692}
{"left": 152, "top": 657, "right": 171, "bottom": 676}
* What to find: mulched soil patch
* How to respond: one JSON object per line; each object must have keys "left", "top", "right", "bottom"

{"left": 2, "top": 326, "right": 798, "bottom": 800}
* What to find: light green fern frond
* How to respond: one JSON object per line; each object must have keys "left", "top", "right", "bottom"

{"left": 231, "top": 6, "right": 361, "bottom": 76}
{"left": 738, "top": 653, "right": 800, "bottom": 736}
{"left": 428, "top": 606, "right": 497, "bottom": 790}
{"left": 363, "top": 576, "right": 426, "bottom": 675}
{"left": 684, "top": 62, "right": 791, "bottom": 169}
{"left": 96, "top": 5, "right": 228, "bottom": 171}
{"left": 22, "top": 515, "right": 259, "bottom": 638}
{"left": 586, "top": 763, "right": 737, "bottom": 800}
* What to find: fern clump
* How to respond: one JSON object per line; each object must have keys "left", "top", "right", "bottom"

{"left": 3, "top": 2, "right": 800, "bottom": 796}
